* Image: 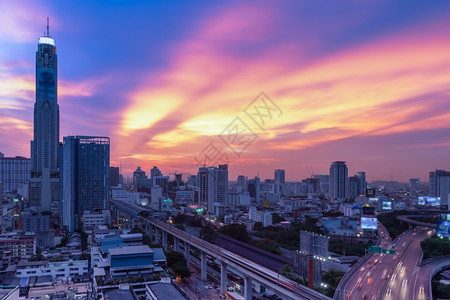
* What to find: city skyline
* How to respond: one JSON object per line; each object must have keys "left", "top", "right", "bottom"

{"left": 1, "top": 1, "right": 450, "bottom": 181}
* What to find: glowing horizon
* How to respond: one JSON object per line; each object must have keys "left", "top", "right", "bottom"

{"left": 1, "top": 1, "right": 450, "bottom": 181}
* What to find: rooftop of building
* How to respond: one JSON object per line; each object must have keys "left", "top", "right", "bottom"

{"left": 104, "top": 288, "right": 137, "bottom": 300}
{"left": 147, "top": 283, "right": 186, "bottom": 300}
{"left": 109, "top": 245, "right": 153, "bottom": 256}
{"left": 151, "top": 248, "right": 166, "bottom": 261}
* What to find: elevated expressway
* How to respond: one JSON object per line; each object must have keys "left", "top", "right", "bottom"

{"left": 144, "top": 217, "right": 331, "bottom": 300}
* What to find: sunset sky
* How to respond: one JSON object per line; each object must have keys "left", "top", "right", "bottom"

{"left": 1, "top": 0, "right": 450, "bottom": 182}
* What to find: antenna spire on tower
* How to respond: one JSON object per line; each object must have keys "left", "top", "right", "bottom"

{"left": 46, "top": 17, "right": 50, "bottom": 37}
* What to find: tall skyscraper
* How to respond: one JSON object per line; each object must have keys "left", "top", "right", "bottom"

{"left": 329, "top": 161, "right": 348, "bottom": 200}
{"left": 29, "top": 19, "right": 60, "bottom": 212}
{"left": 349, "top": 171, "right": 366, "bottom": 197}
{"left": 61, "top": 136, "right": 110, "bottom": 232}
{"left": 274, "top": 169, "right": 285, "bottom": 194}
{"left": 356, "top": 171, "right": 367, "bottom": 196}
{"left": 198, "top": 165, "right": 228, "bottom": 212}
{"left": 247, "top": 176, "right": 261, "bottom": 203}
{"left": 110, "top": 166, "right": 120, "bottom": 187}
{"left": 429, "top": 170, "right": 450, "bottom": 208}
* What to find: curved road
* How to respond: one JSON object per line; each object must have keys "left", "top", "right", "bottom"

{"left": 334, "top": 222, "right": 391, "bottom": 300}
{"left": 381, "top": 227, "right": 434, "bottom": 300}
{"left": 409, "top": 256, "right": 450, "bottom": 300}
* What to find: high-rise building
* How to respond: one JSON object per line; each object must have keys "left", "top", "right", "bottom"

{"left": 349, "top": 176, "right": 359, "bottom": 198}
{"left": 314, "top": 174, "right": 329, "bottom": 194}
{"left": 110, "top": 167, "right": 120, "bottom": 187}
{"left": 133, "top": 167, "right": 146, "bottom": 188}
{"left": 198, "top": 165, "right": 228, "bottom": 212}
{"left": 409, "top": 178, "right": 420, "bottom": 190}
{"left": 349, "top": 172, "right": 366, "bottom": 198}
{"left": 0, "top": 156, "right": 30, "bottom": 193}
{"left": 217, "top": 164, "right": 228, "bottom": 205}
{"left": 274, "top": 169, "right": 285, "bottom": 184}
{"left": 329, "top": 161, "right": 348, "bottom": 200}
{"left": 29, "top": 20, "right": 60, "bottom": 212}
{"left": 356, "top": 172, "right": 366, "bottom": 196}
{"left": 247, "top": 176, "right": 261, "bottom": 203}
{"left": 61, "top": 136, "right": 110, "bottom": 232}
{"left": 236, "top": 175, "right": 247, "bottom": 194}
{"left": 150, "top": 166, "right": 162, "bottom": 182}
{"left": 429, "top": 170, "right": 450, "bottom": 208}
{"left": 274, "top": 169, "right": 285, "bottom": 194}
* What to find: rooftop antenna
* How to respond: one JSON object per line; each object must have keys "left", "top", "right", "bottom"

{"left": 46, "top": 17, "right": 50, "bottom": 37}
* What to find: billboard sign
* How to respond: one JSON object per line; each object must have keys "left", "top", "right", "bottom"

{"left": 361, "top": 217, "right": 377, "bottom": 230}
{"left": 418, "top": 196, "right": 441, "bottom": 206}
{"left": 382, "top": 201, "right": 392, "bottom": 210}
{"left": 437, "top": 221, "right": 450, "bottom": 237}
{"left": 323, "top": 218, "right": 357, "bottom": 235}
{"left": 440, "top": 214, "right": 450, "bottom": 222}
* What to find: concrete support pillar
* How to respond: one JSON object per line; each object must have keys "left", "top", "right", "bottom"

{"left": 174, "top": 237, "right": 180, "bottom": 252}
{"left": 162, "top": 231, "right": 168, "bottom": 251}
{"left": 131, "top": 217, "right": 135, "bottom": 229}
{"left": 200, "top": 251, "right": 207, "bottom": 281}
{"left": 148, "top": 224, "right": 153, "bottom": 243}
{"left": 244, "top": 275, "right": 252, "bottom": 300}
{"left": 184, "top": 243, "right": 190, "bottom": 265}
{"left": 155, "top": 228, "right": 160, "bottom": 245}
{"left": 220, "top": 261, "right": 227, "bottom": 295}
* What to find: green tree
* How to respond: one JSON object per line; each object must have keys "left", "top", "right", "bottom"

{"left": 272, "top": 213, "right": 285, "bottom": 224}
{"left": 253, "top": 222, "right": 263, "bottom": 231}
{"left": 200, "top": 225, "right": 217, "bottom": 243}
{"left": 219, "top": 224, "right": 250, "bottom": 242}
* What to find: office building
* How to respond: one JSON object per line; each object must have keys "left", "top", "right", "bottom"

{"left": 19, "top": 213, "right": 50, "bottom": 232}
{"left": 274, "top": 169, "right": 285, "bottom": 184}
{"left": 247, "top": 176, "right": 261, "bottom": 203}
{"left": 429, "top": 170, "right": 450, "bottom": 208}
{"left": 15, "top": 260, "right": 88, "bottom": 281}
{"left": 198, "top": 165, "right": 228, "bottom": 212}
{"left": 110, "top": 166, "right": 120, "bottom": 187}
{"left": 133, "top": 167, "right": 149, "bottom": 189}
{"left": 61, "top": 136, "right": 110, "bottom": 232}
{"left": 29, "top": 20, "right": 60, "bottom": 212}
{"left": 153, "top": 175, "right": 170, "bottom": 193}
{"left": 356, "top": 172, "right": 366, "bottom": 196}
{"left": 0, "top": 156, "right": 30, "bottom": 193}
{"left": 274, "top": 169, "right": 285, "bottom": 194}
{"left": 150, "top": 166, "right": 162, "bottom": 182}
{"left": 329, "top": 161, "right": 348, "bottom": 200}
{"left": 314, "top": 174, "right": 329, "bottom": 194}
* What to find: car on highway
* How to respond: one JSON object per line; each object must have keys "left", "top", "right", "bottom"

{"left": 386, "top": 289, "right": 392, "bottom": 296}
{"left": 402, "top": 279, "right": 408, "bottom": 287}
{"left": 401, "top": 267, "right": 406, "bottom": 273}
{"left": 360, "top": 267, "right": 365, "bottom": 272}
{"left": 420, "top": 285, "right": 424, "bottom": 293}
{"left": 367, "top": 278, "right": 372, "bottom": 285}
{"left": 391, "top": 274, "right": 397, "bottom": 281}
{"left": 357, "top": 277, "right": 362, "bottom": 284}
{"left": 357, "top": 284, "right": 362, "bottom": 290}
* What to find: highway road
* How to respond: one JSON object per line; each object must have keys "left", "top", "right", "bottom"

{"left": 404, "top": 249, "right": 449, "bottom": 300}
{"left": 335, "top": 222, "right": 391, "bottom": 300}
{"left": 381, "top": 227, "right": 433, "bottom": 300}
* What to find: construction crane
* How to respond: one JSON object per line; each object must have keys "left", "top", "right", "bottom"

{"left": 305, "top": 164, "right": 315, "bottom": 178}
